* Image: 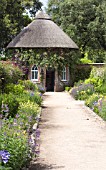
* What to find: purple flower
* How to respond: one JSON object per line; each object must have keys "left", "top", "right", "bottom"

{"left": 35, "top": 116, "right": 40, "bottom": 122}
{"left": 35, "top": 150, "right": 40, "bottom": 155}
{"left": 36, "top": 129, "right": 40, "bottom": 138}
{"left": 20, "top": 122, "right": 23, "bottom": 125}
{"left": 28, "top": 116, "right": 32, "bottom": 123}
{"left": 0, "top": 150, "right": 10, "bottom": 164}
{"left": 39, "top": 93, "right": 42, "bottom": 97}
{"left": 93, "top": 101, "right": 98, "bottom": 106}
{"left": 4, "top": 132, "right": 7, "bottom": 136}
{"left": 30, "top": 92, "right": 34, "bottom": 96}
{"left": 15, "top": 114, "right": 19, "bottom": 118}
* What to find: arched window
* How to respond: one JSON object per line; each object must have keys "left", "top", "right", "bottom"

{"left": 31, "top": 65, "right": 38, "bottom": 80}
{"left": 62, "top": 67, "right": 66, "bottom": 81}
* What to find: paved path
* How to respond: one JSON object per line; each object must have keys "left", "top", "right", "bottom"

{"left": 30, "top": 92, "right": 106, "bottom": 170}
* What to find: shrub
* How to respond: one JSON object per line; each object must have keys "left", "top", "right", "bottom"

{"left": 0, "top": 94, "right": 42, "bottom": 169}
{"left": 0, "top": 165, "right": 12, "bottom": 170}
{"left": 75, "top": 90, "right": 90, "bottom": 100}
{"left": 95, "top": 84, "right": 106, "bottom": 94}
{"left": 85, "top": 94, "right": 106, "bottom": 120}
{"left": 4, "top": 84, "right": 15, "bottom": 94}
{"left": 10, "top": 66, "right": 23, "bottom": 84}
{"left": 74, "top": 65, "right": 92, "bottom": 83}
{"left": 4, "top": 84, "right": 25, "bottom": 95}
{"left": 0, "top": 93, "right": 19, "bottom": 118}
{"left": 85, "top": 77, "right": 101, "bottom": 87}
{"left": 17, "top": 101, "right": 40, "bottom": 131}
{"left": 0, "top": 63, "right": 23, "bottom": 93}
{"left": 85, "top": 66, "right": 105, "bottom": 86}
{"left": 19, "top": 80, "right": 38, "bottom": 91}
{"left": 70, "top": 83, "right": 94, "bottom": 100}
{"left": 0, "top": 119, "right": 31, "bottom": 170}
{"left": 80, "top": 57, "right": 92, "bottom": 64}
{"left": 65, "top": 86, "right": 70, "bottom": 91}
{"left": 85, "top": 93, "right": 99, "bottom": 108}
{"left": 99, "top": 99, "right": 106, "bottom": 120}
{"left": 74, "top": 80, "right": 83, "bottom": 87}
{"left": 1, "top": 85, "right": 42, "bottom": 118}
{"left": 38, "top": 86, "right": 45, "bottom": 94}
{"left": 17, "top": 91, "right": 42, "bottom": 106}
{"left": 90, "top": 67, "right": 105, "bottom": 79}
{"left": 12, "top": 84, "right": 25, "bottom": 95}
{"left": 85, "top": 93, "right": 103, "bottom": 113}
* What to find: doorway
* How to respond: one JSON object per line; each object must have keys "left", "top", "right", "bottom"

{"left": 46, "top": 68, "right": 55, "bottom": 91}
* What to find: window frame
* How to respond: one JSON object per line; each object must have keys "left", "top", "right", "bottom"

{"left": 61, "top": 66, "right": 67, "bottom": 81}
{"left": 31, "top": 65, "right": 38, "bottom": 81}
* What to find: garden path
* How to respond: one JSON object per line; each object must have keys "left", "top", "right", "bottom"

{"left": 30, "top": 92, "right": 106, "bottom": 170}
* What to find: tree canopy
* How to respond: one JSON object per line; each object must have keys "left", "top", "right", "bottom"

{"left": 0, "top": 0, "right": 42, "bottom": 51}
{"left": 47, "top": 0, "right": 106, "bottom": 62}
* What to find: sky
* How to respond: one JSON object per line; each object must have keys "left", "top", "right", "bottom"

{"left": 40, "top": 0, "right": 48, "bottom": 10}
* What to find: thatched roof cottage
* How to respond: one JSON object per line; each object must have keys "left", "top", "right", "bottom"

{"left": 7, "top": 11, "right": 78, "bottom": 91}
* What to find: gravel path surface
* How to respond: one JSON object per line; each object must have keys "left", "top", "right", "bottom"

{"left": 30, "top": 92, "right": 106, "bottom": 170}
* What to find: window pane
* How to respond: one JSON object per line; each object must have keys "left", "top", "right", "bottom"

{"left": 31, "top": 65, "right": 38, "bottom": 80}
{"left": 35, "top": 71, "right": 38, "bottom": 79}
{"left": 32, "top": 71, "right": 34, "bottom": 79}
{"left": 62, "top": 67, "right": 66, "bottom": 80}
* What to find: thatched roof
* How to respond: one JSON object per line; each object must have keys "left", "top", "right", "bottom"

{"left": 7, "top": 11, "right": 78, "bottom": 49}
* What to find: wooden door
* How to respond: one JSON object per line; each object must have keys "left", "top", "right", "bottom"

{"left": 46, "top": 69, "right": 55, "bottom": 91}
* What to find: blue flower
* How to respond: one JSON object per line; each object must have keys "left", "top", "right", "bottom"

{"left": 0, "top": 150, "right": 10, "bottom": 164}
{"left": 39, "top": 93, "right": 42, "bottom": 97}
{"left": 15, "top": 114, "right": 19, "bottom": 118}
{"left": 30, "top": 92, "right": 34, "bottom": 96}
{"left": 93, "top": 101, "right": 98, "bottom": 106}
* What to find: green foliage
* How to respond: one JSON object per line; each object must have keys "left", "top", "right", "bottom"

{"left": 76, "top": 89, "right": 93, "bottom": 100}
{"left": 0, "top": 79, "right": 42, "bottom": 169}
{"left": 85, "top": 94, "right": 106, "bottom": 117}
{"left": 85, "top": 93, "right": 100, "bottom": 108}
{"left": 0, "top": 63, "right": 23, "bottom": 93}
{"left": 0, "top": 0, "right": 42, "bottom": 50}
{"left": 5, "top": 83, "right": 25, "bottom": 94}
{"left": 28, "top": 91, "right": 42, "bottom": 106}
{"left": 38, "top": 86, "right": 45, "bottom": 94}
{"left": 71, "top": 65, "right": 106, "bottom": 120}
{"left": 19, "top": 80, "right": 38, "bottom": 91}
{"left": 10, "top": 66, "right": 24, "bottom": 84}
{"left": 17, "top": 101, "right": 39, "bottom": 130}
{"left": 0, "top": 119, "right": 31, "bottom": 170}
{"left": 0, "top": 166, "right": 12, "bottom": 170}
{"left": 85, "top": 77, "right": 100, "bottom": 87}
{"left": 99, "top": 99, "right": 106, "bottom": 120}
{"left": 9, "top": 48, "right": 80, "bottom": 71}
{"left": 90, "top": 67, "right": 105, "bottom": 79}
{"left": 74, "top": 65, "right": 92, "bottom": 83}
{"left": 77, "top": 88, "right": 93, "bottom": 100}
{"left": 12, "top": 84, "right": 25, "bottom": 95}
{"left": 47, "top": 0, "right": 106, "bottom": 62}
{"left": 16, "top": 91, "right": 42, "bottom": 106}
{"left": 84, "top": 66, "right": 106, "bottom": 91}
{"left": 0, "top": 83, "right": 42, "bottom": 118}
{"left": 70, "top": 83, "right": 94, "bottom": 99}
{"left": 1, "top": 93, "right": 19, "bottom": 118}
{"left": 65, "top": 86, "right": 71, "bottom": 92}
{"left": 80, "top": 56, "right": 93, "bottom": 64}
{"left": 95, "top": 84, "right": 106, "bottom": 94}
